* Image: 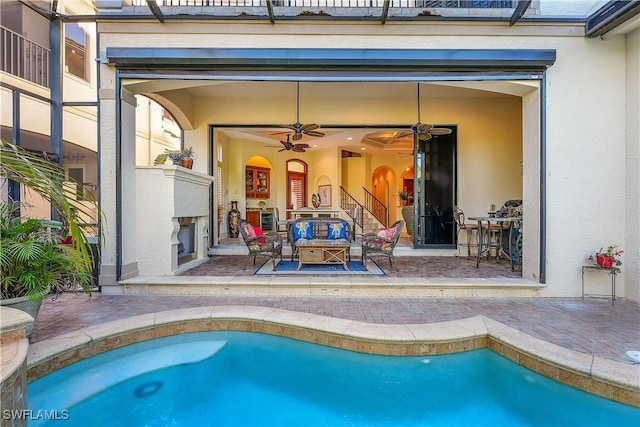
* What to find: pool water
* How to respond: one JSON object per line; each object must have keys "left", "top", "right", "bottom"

{"left": 29, "top": 331, "right": 639, "bottom": 426}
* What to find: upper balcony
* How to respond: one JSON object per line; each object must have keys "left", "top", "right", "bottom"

{"left": 92, "top": 0, "right": 635, "bottom": 37}
{"left": 1, "top": 26, "right": 50, "bottom": 88}
{"left": 99, "top": 0, "right": 529, "bottom": 21}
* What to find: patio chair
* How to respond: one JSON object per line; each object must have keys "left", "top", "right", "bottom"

{"left": 453, "top": 206, "right": 479, "bottom": 259}
{"left": 361, "top": 220, "right": 404, "bottom": 271}
{"left": 272, "top": 207, "right": 289, "bottom": 240}
{"left": 238, "top": 219, "right": 283, "bottom": 271}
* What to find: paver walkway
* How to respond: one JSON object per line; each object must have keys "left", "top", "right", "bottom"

{"left": 32, "top": 293, "right": 640, "bottom": 365}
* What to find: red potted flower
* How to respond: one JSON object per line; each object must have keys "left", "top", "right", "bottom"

{"left": 594, "top": 245, "right": 623, "bottom": 268}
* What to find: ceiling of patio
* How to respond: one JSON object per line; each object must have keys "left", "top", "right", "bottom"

{"left": 131, "top": 79, "right": 529, "bottom": 154}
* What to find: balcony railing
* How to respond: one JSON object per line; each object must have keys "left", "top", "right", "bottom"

{"left": 1, "top": 26, "right": 50, "bottom": 88}
{"left": 127, "top": 0, "right": 516, "bottom": 8}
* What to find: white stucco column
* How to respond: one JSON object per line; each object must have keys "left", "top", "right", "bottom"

{"left": 625, "top": 27, "right": 640, "bottom": 302}
{"left": 522, "top": 87, "right": 541, "bottom": 284}
{"left": 98, "top": 67, "right": 138, "bottom": 293}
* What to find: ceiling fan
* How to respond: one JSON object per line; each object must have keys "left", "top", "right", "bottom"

{"left": 282, "top": 82, "right": 325, "bottom": 141}
{"left": 412, "top": 83, "right": 452, "bottom": 141}
{"left": 280, "top": 134, "right": 310, "bottom": 152}
{"left": 267, "top": 134, "right": 310, "bottom": 153}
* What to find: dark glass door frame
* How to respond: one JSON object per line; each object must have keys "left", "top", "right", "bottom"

{"left": 413, "top": 126, "right": 458, "bottom": 249}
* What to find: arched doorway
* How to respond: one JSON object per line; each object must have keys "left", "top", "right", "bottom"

{"left": 371, "top": 165, "right": 396, "bottom": 225}
{"left": 286, "top": 159, "right": 308, "bottom": 218}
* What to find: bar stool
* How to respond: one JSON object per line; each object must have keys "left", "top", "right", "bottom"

{"left": 273, "top": 207, "right": 289, "bottom": 240}
{"left": 453, "top": 206, "right": 479, "bottom": 259}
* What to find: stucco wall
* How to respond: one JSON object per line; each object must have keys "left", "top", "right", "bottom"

{"left": 97, "top": 20, "right": 632, "bottom": 298}
{"left": 624, "top": 27, "right": 640, "bottom": 302}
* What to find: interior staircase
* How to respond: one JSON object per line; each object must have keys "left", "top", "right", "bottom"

{"left": 358, "top": 209, "right": 382, "bottom": 238}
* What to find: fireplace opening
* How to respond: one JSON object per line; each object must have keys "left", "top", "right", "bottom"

{"left": 177, "top": 217, "right": 196, "bottom": 265}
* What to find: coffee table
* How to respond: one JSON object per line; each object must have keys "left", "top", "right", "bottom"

{"left": 296, "top": 240, "right": 350, "bottom": 271}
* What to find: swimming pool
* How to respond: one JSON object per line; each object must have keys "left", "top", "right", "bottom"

{"left": 28, "top": 331, "right": 640, "bottom": 426}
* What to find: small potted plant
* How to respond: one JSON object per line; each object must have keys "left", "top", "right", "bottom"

{"left": 398, "top": 191, "right": 411, "bottom": 206}
{"left": 154, "top": 147, "right": 195, "bottom": 169}
{"left": 593, "top": 245, "right": 623, "bottom": 268}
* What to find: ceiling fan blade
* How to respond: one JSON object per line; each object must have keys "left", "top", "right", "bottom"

{"left": 293, "top": 147, "right": 306, "bottom": 152}
{"left": 294, "top": 143, "right": 310, "bottom": 149}
{"left": 416, "top": 123, "right": 433, "bottom": 132}
{"left": 292, "top": 132, "right": 303, "bottom": 141}
{"left": 430, "top": 127, "right": 452, "bottom": 136}
{"left": 278, "top": 148, "right": 286, "bottom": 152}
{"left": 304, "top": 130, "right": 325, "bottom": 138}
{"left": 416, "top": 132, "right": 432, "bottom": 141}
{"left": 300, "top": 123, "right": 319, "bottom": 131}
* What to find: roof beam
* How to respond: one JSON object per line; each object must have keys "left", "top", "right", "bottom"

{"left": 106, "top": 47, "right": 557, "bottom": 72}
{"left": 509, "top": 0, "right": 531, "bottom": 26}
{"left": 146, "top": 0, "right": 165, "bottom": 23}
{"left": 381, "top": 0, "right": 390, "bottom": 24}
{"left": 266, "top": 0, "right": 275, "bottom": 24}
{"left": 585, "top": 0, "right": 640, "bottom": 37}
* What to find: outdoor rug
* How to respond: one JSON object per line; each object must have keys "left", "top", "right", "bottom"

{"left": 254, "top": 260, "right": 385, "bottom": 276}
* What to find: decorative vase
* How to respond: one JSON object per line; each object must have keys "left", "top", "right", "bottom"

{"left": 180, "top": 158, "right": 193, "bottom": 169}
{"left": 596, "top": 255, "right": 614, "bottom": 268}
{"left": 311, "top": 193, "right": 320, "bottom": 209}
{"left": 401, "top": 205, "right": 414, "bottom": 236}
{"left": 228, "top": 201, "right": 241, "bottom": 238}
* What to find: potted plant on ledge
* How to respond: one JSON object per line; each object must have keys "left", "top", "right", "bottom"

{"left": 398, "top": 191, "right": 410, "bottom": 207}
{"left": 593, "top": 245, "right": 623, "bottom": 268}
{"left": 154, "top": 147, "right": 195, "bottom": 169}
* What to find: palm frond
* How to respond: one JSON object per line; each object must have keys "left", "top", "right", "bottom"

{"left": 0, "top": 140, "right": 102, "bottom": 270}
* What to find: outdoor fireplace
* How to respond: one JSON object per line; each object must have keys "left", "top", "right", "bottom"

{"left": 177, "top": 217, "right": 196, "bottom": 264}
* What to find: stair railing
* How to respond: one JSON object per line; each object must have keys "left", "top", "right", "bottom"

{"left": 362, "top": 187, "right": 388, "bottom": 228}
{"left": 339, "top": 186, "right": 364, "bottom": 237}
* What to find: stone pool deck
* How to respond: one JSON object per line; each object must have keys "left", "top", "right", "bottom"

{"left": 26, "top": 293, "right": 640, "bottom": 408}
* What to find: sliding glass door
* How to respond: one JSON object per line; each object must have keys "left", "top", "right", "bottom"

{"left": 414, "top": 126, "right": 457, "bottom": 248}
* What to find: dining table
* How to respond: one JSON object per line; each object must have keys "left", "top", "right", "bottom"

{"left": 467, "top": 216, "right": 523, "bottom": 269}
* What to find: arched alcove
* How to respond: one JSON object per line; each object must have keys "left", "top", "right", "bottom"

{"left": 371, "top": 165, "right": 396, "bottom": 224}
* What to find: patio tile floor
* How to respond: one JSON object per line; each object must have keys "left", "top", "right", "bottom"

{"left": 31, "top": 254, "right": 640, "bottom": 366}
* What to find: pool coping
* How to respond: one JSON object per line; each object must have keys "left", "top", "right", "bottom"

{"left": 26, "top": 305, "right": 640, "bottom": 407}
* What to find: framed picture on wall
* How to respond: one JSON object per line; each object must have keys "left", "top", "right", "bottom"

{"left": 318, "top": 185, "right": 331, "bottom": 207}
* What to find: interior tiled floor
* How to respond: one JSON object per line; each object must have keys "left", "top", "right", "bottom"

{"left": 182, "top": 254, "right": 522, "bottom": 278}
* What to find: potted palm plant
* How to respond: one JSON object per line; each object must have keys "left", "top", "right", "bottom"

{"left": 0, "top": 140, "right": 98, "bottom": 335}
{"left": 398, "top": 191, "right": 410, "bottom": 207}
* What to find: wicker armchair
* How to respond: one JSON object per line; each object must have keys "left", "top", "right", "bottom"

{"left": 361, "top": 220, "right": 404, "bottom": 271}
{"left": 238, "top": 219, "right": 283, "bottom": 271}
